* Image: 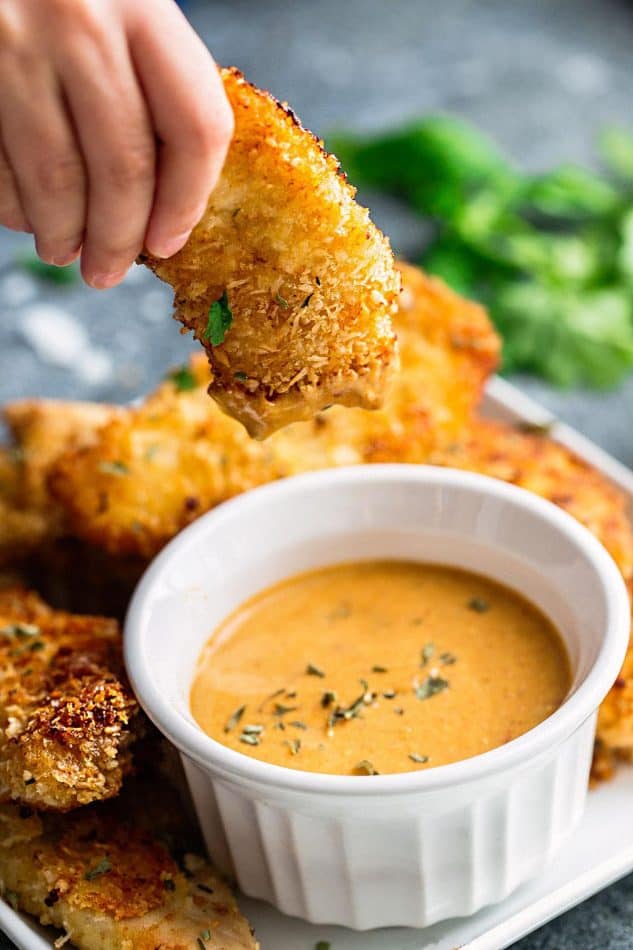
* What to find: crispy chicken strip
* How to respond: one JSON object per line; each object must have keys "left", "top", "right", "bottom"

{"left": 0, "top": 401, "right": 116, "bottom": 567}
{"left": 139, "top": 66, "right": 400, "bottom": 438}
{"left": 429, "top": 418, "right": 633, "bottom": 588}
{"left": 0, "top": 778, "right": 258, "bottom": 949}
{"left": 0, "top": 588, "right": 141, "bottom": 812}
{"left": 48, "top": 263, "right": 499, "bottom": 557}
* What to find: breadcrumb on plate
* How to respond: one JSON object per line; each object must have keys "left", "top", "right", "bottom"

{"left": 0, "top": 588, "right": 141, "bottom": 812}
{"left": 139, "top": 66, "right": 400, "bottom": 438}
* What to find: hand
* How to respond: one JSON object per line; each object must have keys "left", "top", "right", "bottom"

{"left": 0, "top": 0, "right": 233, "bottom": 288}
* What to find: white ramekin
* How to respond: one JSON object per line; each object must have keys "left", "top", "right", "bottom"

{"left": 124, "top": 466, "right": 630, "bottom": 930}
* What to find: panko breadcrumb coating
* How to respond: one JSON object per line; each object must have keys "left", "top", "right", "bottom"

{"left": 0, "top": 588, "right": 141, "bottom": 812}
{"left": 429, "top": 418, "right": 633, "bottom": 588}
{"left": 0, "top": 778, "right": 258, "bottom": 949}
{"left": 139, "top": 67, "right": 400, "bottom": 438}
{"left": 48, "top": 263, "right": 499, "bottom": 557}
{"left": 0, "top": 401, "right": 115, "bottom": 566}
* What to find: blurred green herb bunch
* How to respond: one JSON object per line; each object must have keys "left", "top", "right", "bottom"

{"left": 330, "top": 120, "right": 633, "bottom": 388}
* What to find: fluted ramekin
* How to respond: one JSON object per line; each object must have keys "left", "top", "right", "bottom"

{"left": 124, "top": 466, "right": 630, "bottom": 929}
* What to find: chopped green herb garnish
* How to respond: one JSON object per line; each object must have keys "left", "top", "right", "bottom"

{"left": 321, "top": 690, "right": 337, "bottom": 708}
{"left": 468, "top": 597, "right": 490, "bottom": 613}
{"left": 224, "top": 704, "right": 246, "bottom": 733}
{"left": 234, "top": 371, "right": 248, "bottom": 381}
{"left": 315, "top": 943, "right": 330, "bottom": 950}
{"left": 239, "top": 733, "right": 261, "bottom": 746}
{"left": 168, "top": 366, "right": 197, "bottom": 391}
{"left": 327, "top": 680, "right": 372, "bottom": 729}
{"left": 258, "top": 687, "right": 286, "bottom": 711}
{"left": 197, "top": 883, "right": 214, "bottom": 893}
{"left": 409, "top": 753, "right": 429, "bottom": 764}
{"left": 0, "top": 622, "right": 40, "bottom": 639}
{"left": 241, "top": 724, "right": 264, "bottom": 735}
{"left": 274, "top": 721, "right": 286, "bottom": 731}
{"left": 372, "top": 665, "right": 388, "bottom": 673}
{"left": 355, "top": 760, "right": 379, "bottom": 775}
{"left": 84, "top": 857, "right": 111, "bottom": 881}
{"left": 203, "top": 290, "right": 233, "bottom": 346}
{"left": 284, "top": 738, "right": 301, "bottom": 755}
{"left": 273, "top": 703, "right": 299, "bottom": 717}
{"left": 275, "top": 292, "right": 289, "bottom": 308}
{"left": 289, "top": 720, "right": 307, "bottom": 730}
{"left": 19, "top": 253, "right": 79, "bottom": 284}
{"left": 416, "top": 675, "right": 449, "bottom": 701}
{"left": 27, "top": 641, "right": 45, "bottom": 652}
{"left": 285, "top": 690, "right": 297, "bottom": 699}
{"left": 517, "top": 420, "right": 554, "bottom": 436}
{"left": 394, "top": 706, "right": 405, "bottom": 715}
{"left": 4, "top": 890, "right": 18, "bottom": 911}
{"left": 421, "top": 642, "right": 435, "bottom": 666}
{"left": 199, "top": 929, "right": 211, "bottom": 942}
{"left": 410, "top": 616, "right": 424, "bottom": 626}
{"left": 306, "top": 663, "right": 325, "bottom": 678}
{"left": 382, "top": 689, "right": 396, "bottom": 699}
{"left": 197, "top": 939, "right": 205, "bottom": 950}
{"left": 98, "top": 460, "right": 129, "bottom": 477}
{"left": 440, "top": 651, "right": 457, "bottom": 665}
{"left": 23, "top": 776, "right": 36, "bottom": 785}
{"left": 315, "top": 276, "right": 321, "bottom": 286}
{"left": 301, "top": 292, "right": 313, "bottom": 308}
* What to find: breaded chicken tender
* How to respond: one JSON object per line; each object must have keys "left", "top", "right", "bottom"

{"left": 0, "top": 588, "right": 141, "bottom": 812}
{"left": 139, "top": 67, "right": 400, "bottom": 438}
{"left": 0, "top": 779, "right": 258, "bottom": 949}
{"left": 49, "top": 264, "right": 499, "bottom": 558}
{"left": 0, "top": 401, "right": 115, "bottom": 566}
{"left": 429, "top": 418, "right": 633, "bottom": 588}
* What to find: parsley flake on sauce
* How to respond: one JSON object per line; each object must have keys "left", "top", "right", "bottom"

{"left": 306, "top": 662, "right": 326, "bottom": 677}
{"left": 468, "top": 597, "right": 490, "bottom": 613}
{"left": 355, "top": 759, "right": 379, "bottom": 775}
{"left": 224, "top": 704, "right": 246, "bottom": 733}
{"left": 203, "top": 290, "right": 233, "bottom": 346}
{"left": 416, "top": 675, "right": 449, "bottom": 701}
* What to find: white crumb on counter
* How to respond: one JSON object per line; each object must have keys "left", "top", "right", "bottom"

{"left": 19, "top": 303, "right": 114, "bottom": 386}
{"left": 0, "top": 273, "right": 38, "bottom": 307}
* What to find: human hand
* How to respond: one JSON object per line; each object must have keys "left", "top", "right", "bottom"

{"left": 0, "top": 0, "right": 233, "bottom": 288}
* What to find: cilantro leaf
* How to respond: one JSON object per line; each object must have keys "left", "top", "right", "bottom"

{"left": 203, "top": 290, "right": 233, "bottom": 346}
{"left": 168, "top": 366, "right": 197, "bottom": 391}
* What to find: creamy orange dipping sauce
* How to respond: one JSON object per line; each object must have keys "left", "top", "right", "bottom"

{"left": 190, "top": 561, "right": 571, "bottom": 775}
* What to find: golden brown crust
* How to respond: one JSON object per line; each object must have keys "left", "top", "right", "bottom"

{"left": 0, "top": 779, "right": 258, "bottom": 948}
{"left": 48, "top": 263, "right": 499, "bottom": 558}
{"left": 0, "top": 401, "right": 116, "bottom": 567}
{"left": 430, "top": 418, "right": 633, "bottom": 588}
{"left": 0, "top": 588, "right": 141, "bottom": 811}
{"left": 140, "top": 66, "right": 400, "bottom": 437}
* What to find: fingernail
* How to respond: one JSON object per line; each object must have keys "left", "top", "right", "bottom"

{"left": 149, "top": 230, "right": 191, "bottom": 259}
{"left": 51, "top": 251, "right": 80, "bottom": 267}
{"left": 89, "top": 271, "right": 126, "bottom": 290}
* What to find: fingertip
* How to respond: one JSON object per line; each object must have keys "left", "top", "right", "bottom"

{"left": 144, "top": 228, "right": 192, "bottom": 260}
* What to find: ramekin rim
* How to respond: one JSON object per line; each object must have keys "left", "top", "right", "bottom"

{"left": 124, "top": 465, "right": 630, "bottom": 796}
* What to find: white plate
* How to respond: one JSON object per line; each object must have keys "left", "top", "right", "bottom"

{"left": 2, "top": 376, "right": 633, "bottom": 950}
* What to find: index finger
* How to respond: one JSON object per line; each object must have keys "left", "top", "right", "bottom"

{"left": 127, "top": 1, "right": 233, "bottom": 259}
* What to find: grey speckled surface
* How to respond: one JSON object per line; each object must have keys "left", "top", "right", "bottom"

{"left": 1, "top": 1, "right": 632, "bottom": 947}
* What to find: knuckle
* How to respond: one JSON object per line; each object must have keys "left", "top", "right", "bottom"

{"left": 185, "top": 101, "right": 234, "bottom": 155}
{"left": 33, "top": 153, "right": 84, "bottom": 195}
{"left": 102, "top": 141, "right": 156, "bottom": 190}
{"left": 0, "top": 5, "right": 23, "bottom": 49}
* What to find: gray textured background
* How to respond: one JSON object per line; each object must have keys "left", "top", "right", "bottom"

{"left": 1, "top": 0, "right": 633, "bottom": 947}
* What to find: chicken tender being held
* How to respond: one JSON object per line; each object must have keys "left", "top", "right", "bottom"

{"left": 141, "top": 67, "right": 400, "bottom": 437}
